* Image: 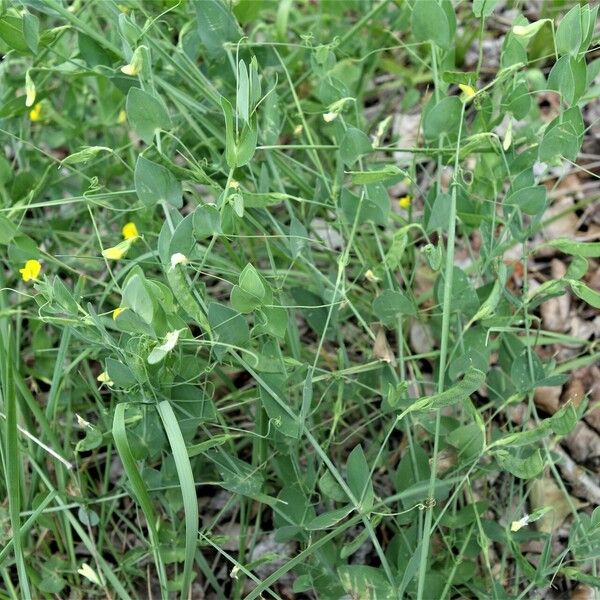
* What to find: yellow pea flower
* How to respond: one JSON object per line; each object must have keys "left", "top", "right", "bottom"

{"left": 103, "top": 246, "right": 126, "bottom": 260}
{"left": 122, "top": 222, "right": 139, "bottom": 240}
{"left": 120, "top": 46, "right": 144, "bottom": 76}
{"left": 112, "top": 307, "right": 126, "bottom": 320}
{"left": 102, "top": 240, "right": 131, "bottom": 261}
{"left": 97, "top": 371, "right": 113, "bottom": 385}
{"left": 29, "top": 102, "right": 43, "bottom": 122}
{"left": 459, "top": 84, "right": 476, "bottom": 99}
{"left": 19, "top": 259, "right": 42, "bottom": 282}
{"left": 399, "top": 195, "right": 411, "bottom": 209}
{"left": 120, "top": 63, "right": 139, "bottom": 76}
{"left": 117, "top": 110, "right": 127, "bottom": 124}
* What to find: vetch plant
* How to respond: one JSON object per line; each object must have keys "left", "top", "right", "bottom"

{"left": 0, "top": 1, "right": 599, "bottom": 599}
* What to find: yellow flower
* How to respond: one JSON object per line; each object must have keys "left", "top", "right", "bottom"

{"left": 112, "top": 307, "right": 126, "bottom": 320}
{"left": 25, "top": 70, "right": 36, "bottom": 107}
{"left": 19, "top": 259, "right": 41, "bottom": 282}
{"left": 29, "top": 102, "right": 43, "bottom": 122}
{"left": 97, "top": 371, "right": 113, "bottom": 385}
{"left": 122, "top": 222, "right": 139, "bottom": 240}
{"left": 102, "top": 240, "right": 131, "bottom": 260}
{"left": 120, "top": 63, "right": 139, "bottom": 76}
{"left": 117, "top": 109, "right": 127, "bottom": 124}
{"left": 399, "top": 195, "right": 411, "bottom": 209}
{"left": 459, "top": 84, "right": 476, "bottom": 99}
{"left": 120, "top": 46, "right": 144, "bottom": 77}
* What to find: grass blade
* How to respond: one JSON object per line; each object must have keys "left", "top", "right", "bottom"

{"left": 112, "top": 403, "right": 168, "bottom": 598}
{"left": 0, "top": 328, "right": 31, "bottom": 598}
{"left": 157, "top": 400, "right": 198, "bottom": 600}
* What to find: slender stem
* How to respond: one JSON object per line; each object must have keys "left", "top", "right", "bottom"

{"left": 416, "top": 45, "right": 467, "bottom": 600}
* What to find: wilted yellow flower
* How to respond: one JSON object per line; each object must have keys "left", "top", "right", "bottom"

{"left": 459, "top": 84, "right": 476, "bottom": 99}
{"left": 25, "top": 70, "right": 36, "bottom": 107}
{"left": 29, "top": 102, "right": 43, "bottom": 122}
{"left": 228, "top": 179, "right": 240, "bottom": 190}
{"left": 293, "top": 124, "right": 303, "bottom": 136}
{"left": 365, "top": 269, "right": 381, "bottom": 283}
{"left": 117, "top": 110, "right": 127, "bottom": 124}
{"left": 170, "top": 253, "right": 188, "bottom": 268}
{"left": 399, "top": 195, "right": 411, "bottom": 209}
{"left": 112, "top": 307, "right": 126, "bottom": 320}
{"left": 122, "top": 222, "right": 139, "bottom": 240}
{"left": 19, "top": 259, "right": 41, "bottom": 282}
{"left": 510, "top": 515, "right": 529, "bottom": 532}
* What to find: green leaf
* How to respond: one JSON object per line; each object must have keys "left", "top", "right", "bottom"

{"left": 62, "top": 146, "right": 112, "bottom": 165}
{"left": 491, "top": 402, "right": 578, "bottom": 448}
{"left": 122, "top": 274, "right": 154, "bottom": 324}
{"left": 346, "top": 445, "right": 374, "bottom": 511}
{"left": 0, "top": 15, "right": 30, "bottom": 53}
{"left": 0, "top": 216, "right": 17, "bottom": 245}
{"left": 348, "top": 165, "right": 406, "bottom": 184}
{"left": 402, "top": 366, "right": 485, "bottom": 416}
{"left": 472, "top": 0, "right": 498, "bottom": 18}
{"left": 510, "top": 348, "right": 545, "bottom": 392}
{"left": 339, "top": 127, "right": 372, "bottom": 166}
{"left": 126, "top": 88, "right": 171, "bottom": 145}
{"left": 319, "top": 470, "right": 347, "bottom": 502}
{"left": 240, "top": 264, "right": 264, "bottom": 296}
{"left": 373, "top": 289, "right": 416, "bottom": 325}
{"left": 208, "top": 302, "right": 249, "bottom": 351}
{"left": 106, "top": 358, "right": 137, "bottom": 387}
{"left": 548, "top": 239, "right": 600, "bottom": 258}
{"left": 258, "top": 374, "right": 301, "bottom": 438}
{"left": 134, "top": 156, "right": 182, "bottom": 208}
{"left": 569, "top": 279, "right": 600, "bottom": 309}
{"left": 423, "top": 96, "right": 463, "bottom": 142}
{"left": 194, "top": 0, "right": 241, "bottom": 58}
{"left": 193, "top": 204, "right": 222, "bottom": 240}
{"left": 494, "top": 448, "right": 544, "bottom": 479}
{"left": 539, "top": 121, "right": 581, "bottom": 163}
{"left": 505, "top": 185, "right": 546, "bottom": 216}
{"left": 230, "top": 264, "right": 266, "bottom": 313}
{"left": 555, "top": 5, "right": 582, "bottom": 57}
{"left": 548, "top": 56, "right": 586, "bottom": 106}
{"left": 337, "top": 566, "right": 395, "bottom": 600}
{"left": 22, "top": 12, "right": 39, "bottom": 54}
{"left": 205, "top": 448, "right": 264, "bottom": 497}
{"left": 412, "top": 0, "right": 452, "bottom": 48}
{"left": 306, "top": 505, "right": 353, "bottom": 530}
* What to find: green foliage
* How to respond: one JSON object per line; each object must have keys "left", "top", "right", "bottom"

{"left": 0, "top": 1, "right": 598, "bottom": 599}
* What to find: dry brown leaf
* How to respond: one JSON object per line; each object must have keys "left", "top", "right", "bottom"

{"left": 541, "top": 259, "right": 570, "bottom": 332}
{"left": 373, "top": 325, "right": 396, "bottom": 366}
{"left": 530, "top": 476, "right": 581, "bottom": 534}
{"left": 563, "top": 421, "right": 600, "bottom": 464}
{"left": 571, "top": 584, "right": 595, "bottom": 600}
{"left": 540, "top": 196, "right": 579, "bottom": 248}
{"left": 409, "top": 319, "right": 433, "bottom": 354}
{"left": 534, "top": 386, "right": 561, "bottom": 415}
{"left": 562, "top": 378, "right": 586, "bottom": 409}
